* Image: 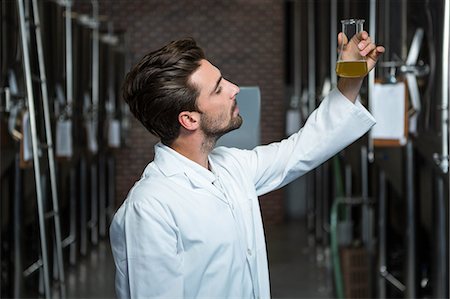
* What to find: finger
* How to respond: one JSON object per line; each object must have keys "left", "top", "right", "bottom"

{"left": 354, "top": 30, "right": 369, "bottom": 43}
{"left": 367, "top": 45, "right": 386, "bottom": 61}
{"left": 376, "top": 45, "right": 386, "bottom": 54}
{"left": 360, "top": 43, "right": 376, "bottom": 57}
{"left": 356, "top": 37, "right": 372, "bottom": 50}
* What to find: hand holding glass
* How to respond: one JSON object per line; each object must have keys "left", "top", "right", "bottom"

{"left": 336, "top": 19, "right": 368, "bottom": 78}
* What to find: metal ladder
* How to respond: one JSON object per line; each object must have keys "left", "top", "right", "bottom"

{"left": 17, "top": 0, "right": 66, "bottom": 297}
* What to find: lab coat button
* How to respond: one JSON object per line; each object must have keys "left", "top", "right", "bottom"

{"left": 247, "top": 248, "right": 252, "bottom": 256}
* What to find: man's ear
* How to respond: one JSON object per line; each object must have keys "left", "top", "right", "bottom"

{"left": 178, "top": 111, "right": 200, "bottom": 131}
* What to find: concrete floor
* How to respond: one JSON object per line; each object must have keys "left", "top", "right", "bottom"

{"left": 265, "top": 221, "right": 333, "bottom": 298}
{"left": 66, "top": 241, "right": 116, "bottom": 298}
{"left": 66, "top": 220, "right": 333, "bottom": 298}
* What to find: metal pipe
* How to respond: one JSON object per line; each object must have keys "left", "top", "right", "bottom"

{"left": 401, "top": 0, "right": 408, "bottom": 60}
{"left": 322, "top": 161, "right": 330, "bottom": 246}
{"left": 345, "top": 163, "right": 352, "bottom": 221}
{"left": 69, "top": 167, "right": 77, "bottom": 265}
{"left": 345, "top": 164, "right": 352, "bottom": 197}
{"left": 307, "top": 1, "right": 318, "bottom": 248}
{"left": 330, "top": 0, "right": 337, "bottom": 87}
{"left": 441, "top": 0, "right": 449, "bottom": 174}
{"left": 5, "top": 87, "right": 11, "bottom": 112}
{"left": 406, "top": 140, "right": 416, "bottom": 298}
{"left": 99, "top": 154, "right": 106, "bottom": 237}
{"left": 101, "top": 30, "right": 116, "bottom": 237}
{"left": 307, "top": 0, "right": 315, "bottom": 114}
{"left": 362, "top": 145, "right": 375, "bottom": 296}
{"left": 446, "top": 2, "right": 450, "bottom": 295}
{"left": 378, "top": 170, "right": 386, "bottom": 298}
{"left": 90, "top": 0, "right": 100, "bottom": 245}
{"left": 65, "top": 0, "right": 73, "bottom": 108}
{"left": 80, "top": 157, "right": 87, "bottom": 256}
{"left": 92, "top": 0, "right": 99, "bottom": 109}
{"left": 306, "top": 172, "right": 315, "bottom": 246}
{"left": 91, "top": 162, "right": 98, "bottom": 244}
{"left": 16, "top": 0, "right": 50, "bottom": 296}
{"left": 361, "top": 146, "right": 369, "bottom": 243}
{"left": 13, "top": 149, "right": 22, "bottom": 298}
{"left": 368, "top": 0, "right": 377, "bottom": 163}
{"left": 107, "top": 24, "right": 116, "bottom": 115}
{"left": 441, "top": 1, "right": 450, "bottom": 297}
{"left": 331, "top": 198, "right": 345, "bottom": 299}
{"left": 383, "top": 0, "right": 390, "bottom": 62}
{"left": 293, "top": 0, "right": 302, "bottom": 100}
{"left": 107, "top": 155, "right": 116, "bottom": 219}
{"left": 303, "top": 0, "right": 315, "bottom": 233}
{"left": 321, "top": 0, "right": 334, "bottom": 248}
{"left": 436, "top": 177, "right": 447, "bottom": 298}
{"left": 315, "top": 166, "right": 323, "bottom": 244}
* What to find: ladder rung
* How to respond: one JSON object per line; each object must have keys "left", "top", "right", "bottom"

{"left": 50, "top": 280, "right": 66, "bottom": 288}
{"left": 24, "top": 17, "right": 41, "bottom": 27}
{"left": 31, "top": 74, "right": 45, "bottom": 83}
{"left": 62, "top": 235, "right": 76, "bottom": 248}
{"left": 2, "top": 92, "right": 26, "bottom": 99}
{"left": 39, "top": 142, "right": 53, "bottom": 150}
{"left": 381, "top": 269, "right": 406, "bottom": 292}
{"left": 23, "top": 259, "right": 43, "bottom": 277}
{"left": 44, "top": 211, "right": 57, "bottom": 219}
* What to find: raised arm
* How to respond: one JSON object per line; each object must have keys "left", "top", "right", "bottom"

{"left": 242, "top": 87, "right": 376, "bottom": 196}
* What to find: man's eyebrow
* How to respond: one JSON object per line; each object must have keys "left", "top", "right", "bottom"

{"left": 210, "top": 75, "right": 223, "bottom": 95}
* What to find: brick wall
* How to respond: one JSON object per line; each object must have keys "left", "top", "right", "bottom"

{"left": 95, "top": 0, "right": 285, "bottom": 224}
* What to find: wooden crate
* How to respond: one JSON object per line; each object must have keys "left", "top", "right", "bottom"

{"left": 340, "top": 247, "right": 370, "bottom": 298}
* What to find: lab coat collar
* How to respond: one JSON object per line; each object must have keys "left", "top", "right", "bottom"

{"left": 152, "top": 143, "right": 228, "bottom": 203}
{"left": 152, "top": 143, "right": 213, "bottom": 180}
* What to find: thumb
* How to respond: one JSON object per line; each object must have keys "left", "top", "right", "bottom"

{"left": 337, "top": 32, "right": 348, "bottom": 47}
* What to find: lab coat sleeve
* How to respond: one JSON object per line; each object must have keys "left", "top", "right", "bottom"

{"left": 110, "top": 196, "right": 184, "bottom": 299}
{"left": 245, "top": 88, "right": 376, "bottom": 196}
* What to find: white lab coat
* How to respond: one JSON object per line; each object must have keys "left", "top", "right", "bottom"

{"left": 110, "top": 88, "right": 376, "bottom": 299}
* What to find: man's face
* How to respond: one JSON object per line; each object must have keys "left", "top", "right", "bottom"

{"left": 189, "top": 59, "right": 242, "bottom": 140}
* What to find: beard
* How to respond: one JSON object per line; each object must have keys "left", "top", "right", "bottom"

{"left": 200, "top": 111, "right": 243, "bottom": 141}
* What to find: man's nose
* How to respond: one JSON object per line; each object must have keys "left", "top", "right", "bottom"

{"left": 230, "top": 82, "right": 240, "bottom": 98}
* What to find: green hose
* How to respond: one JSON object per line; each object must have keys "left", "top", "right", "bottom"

{"left": 333, "top": 156, "right": 345, "bottom": 198}
{"left": 333, "top": 156, "right": 349, "bottom": 221}
{"left": 331, "top": 197, "right": 345, "bottom": 299}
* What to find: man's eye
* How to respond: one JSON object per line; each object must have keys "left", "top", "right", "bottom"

{"left": 215, "top": 86, "right": 222, "bottom": 94}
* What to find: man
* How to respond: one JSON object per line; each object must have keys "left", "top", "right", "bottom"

{"left": 110, "top": 34, "right": 384, "bottom": 298}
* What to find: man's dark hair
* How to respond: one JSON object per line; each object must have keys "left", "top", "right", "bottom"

{"left": 122, "top": 38, "right": 205, "bottom": 145}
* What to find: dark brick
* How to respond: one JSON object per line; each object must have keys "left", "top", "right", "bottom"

{"left": 88, "top": 0, "right": 285, "bottom": 224}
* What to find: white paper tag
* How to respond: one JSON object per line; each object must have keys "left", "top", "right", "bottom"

{"left": 371, "top": 82, "right": 406, "bottom": 140}
{"left": 56, "top": 119, "right": 73, "bottom": 157}
{"left": 108, "top": 119, "right": 121, "bottom": 148}
{"left": 87, "top": 120, "right": 98, "bottom": 154}
{"left": 22, "top": 111, "right": 33, "bottom": 162}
